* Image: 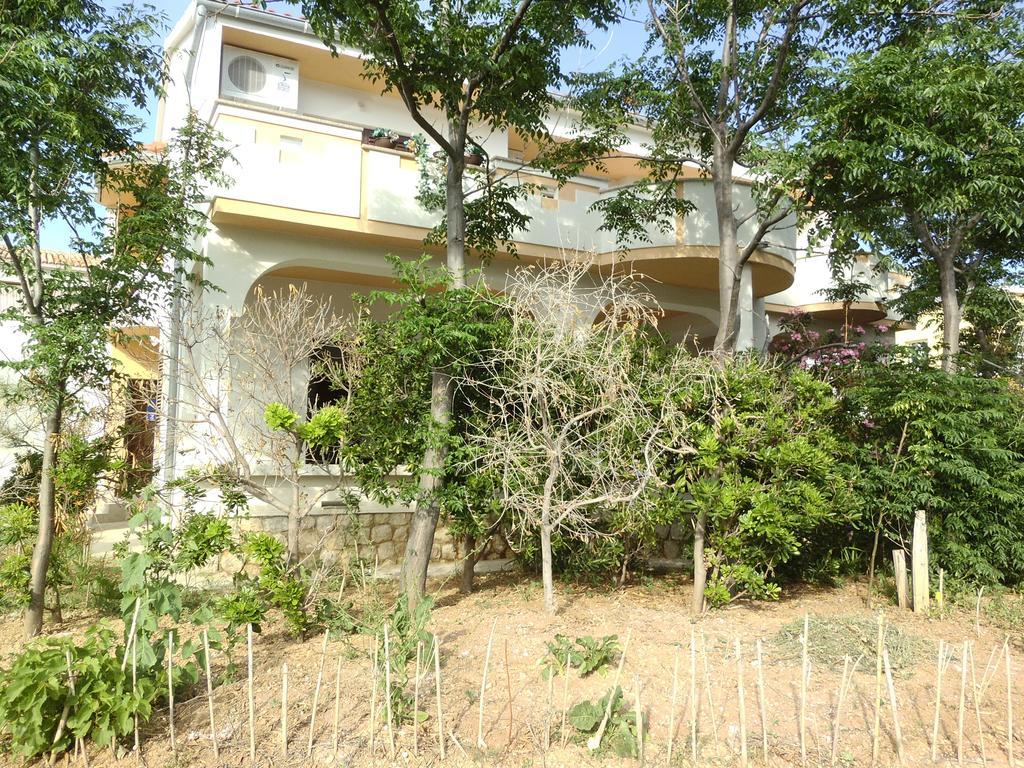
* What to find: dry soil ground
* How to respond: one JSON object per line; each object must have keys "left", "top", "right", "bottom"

{"left": 1, "top": 573, "right": 1022, "bottom": 768}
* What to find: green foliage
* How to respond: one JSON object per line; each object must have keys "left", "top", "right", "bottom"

{"left": 264, "top": 403, "right": 347, "bottom": 450}
{"left": 367, "top": 597, "right": 435, "bottom": 726}
{"left": 566, "top": 686, "right": 643, "bottom": 758}
{"left": 541, "top": 634, "right": 619, "bottom": 679}
{"left": 0, "top": 625, "right": 156, "bottom": 758}
{"left": 841, "top": 358, "right": 1024, "bottom": 586}
{"left": 666, "top": 356, "right": 858, "bottom": 607}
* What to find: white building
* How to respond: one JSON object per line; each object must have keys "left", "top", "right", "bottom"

{"left": 130, "top": 0, "right": 903, "bottom": 563}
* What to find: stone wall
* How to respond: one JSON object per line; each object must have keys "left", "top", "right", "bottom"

{"left": 240, "top": 504, "right": 512, "bottom": 567}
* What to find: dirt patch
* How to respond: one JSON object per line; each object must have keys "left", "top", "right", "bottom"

{"left": 1, "top": 574, "right": 1022, "bottom": 767}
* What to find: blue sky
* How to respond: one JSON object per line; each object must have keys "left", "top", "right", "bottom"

{"left": 41, "top": 0, "right": 648, "bottom": 250}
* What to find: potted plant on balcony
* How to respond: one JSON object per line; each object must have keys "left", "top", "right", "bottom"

{"left": 465, "top": 139, "right": 485, "bottom": 166}
{"left": 369, "top": 128, "right": 399, "bottom": 149}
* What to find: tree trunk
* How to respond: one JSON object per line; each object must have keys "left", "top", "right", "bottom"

{"left": 540, "top": 521, "right": 555, "bottom": 614}
{"left": 459, "top": 533, "right": 476, "bottom": 594}
{"left": 24, "top": 396, "right": 64, "bottom": 639}
{"left": 711, "top": 147, "right": 741, "bottom": 353}
{"left": 401, "top": 368, "right": 453, "bottom": 605}
{"left": 691, "top": 507, "right": 707, "bottom": 615}
{"left": 936, "top": 252, "right": 961, "bottom": 373}
{"left": 401, "top": 145, "right": 466, "bottom": 607}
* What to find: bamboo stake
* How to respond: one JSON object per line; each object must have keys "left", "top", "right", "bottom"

{"left": 883, "top": 647, "right": 905, "bottom": 765}
{"left": 969, "top": 642, "right": 988, "bottom": 767}
{"left": 690, "top": 626, "right": 699, "bottom": 762}
{"left": 1006, "top": 640, "right": 1015, "bottom": 768}
{"left": 545, "top": 669, "right": 554, "bottom": 751}
{"left": 120, "top": 597, "right": 142, "bottom": 672}
{"left": 939, "top": 570, "right": 945, "bottom": 617}
{"left": 383, "top": 626, "right": 396, "bottom": 757}
{"left": 756, "top": 638, "right": 768, "bottom": 764}
{"left": 893, "top": 550, "right": 910, "bottom": 610}
{"left": 369, "top": 640, "right": 379, "bottom": 756}
{"left": 434, "top": 637, "right": 445, "bottom": 760}
{"left": 477, "top": 618, "right": 497, "bottom": 750}
{"left": 281, "top": 663, "right": 289, "bottom": 758}
{"left": 247, "top": 624, "right": 256, "bottom": 763}
{"left": 560, "top": 651, "right": 572, "bottom": 749}
{"left": 132, "top": 639, "right": 140, "bottom": 758}
{"left": 736, "top": 637, "right": 748, "bottom": 768}
{"left": 202, "top": 629, "right": 218, "bottom": 760}
{"left": 413, "top": 641, "right": 422, "bottom": 756}
{"left": 634, "top": 676, "right": 644, "bottom": 766}
{"left": 700, "top": 628, "right": 719, "bottom": 751}
{"left": 64, "top": 650, "right": 88, "bottom": 767}
{"left": 504, "top": 638, "right": 513, "bottom": 746}
{"left": 307, "top": 632, "right": 329, "bottom": 757}
{"left": 167, "top": 630, "right": 177, "bottom": 760}
{"left": 871, "top": 614, "right": 884, "bottom": 767}
{"left": 976, "top": 588, "right": 985, "bottom": 637}
{"left": 667, "top": 647, "right": 680, "bottom": 766}
{"left": 800, "top": 614, "right": 809, "bottom": 765}
{"left": 48, "top": 652, "right": 74, "bottom": 766}
{"left": 958, "top": 640, "right": 968, "bottom": 766}
{"left": 588, "top": 629, "right": 632, "bottom": 752}
{"left": 831, "top": 654, "right": 864, "bottom": 767}
{"left": 931, "top": 639, "right": 947, "bottom": 763}
{"left": 331, "top": 657, "right": 342, "bottom": 756}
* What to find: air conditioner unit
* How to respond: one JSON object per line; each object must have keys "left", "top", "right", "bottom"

{"left": 220, "top": 45, "right": 299, "bottom": 110}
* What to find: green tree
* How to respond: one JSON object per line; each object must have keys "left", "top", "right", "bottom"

{"left": 587, "top": 0, "right": 864, "bottom": 353}
{"left": 300, "top": 0, "right": 621, "bottom": 605}
{"left": 800, "top": 3, "right": 1024, "bottom": 372}
{"left": 0, "top": 0, "right": 227, "bottom": 637}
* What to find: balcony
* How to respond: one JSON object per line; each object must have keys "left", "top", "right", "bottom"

{"left": 208, "top": 102, "right": 795, "bottom": 296}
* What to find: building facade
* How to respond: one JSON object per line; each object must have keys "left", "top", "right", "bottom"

{"left": 132, "top": 0, "right": 903, "bottom": 566}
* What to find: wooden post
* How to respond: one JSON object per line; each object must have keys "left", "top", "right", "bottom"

{"left": 413, "top": 641, "right": 422, "bottom": 756}
{"left": 203, "top": 629, "right": 218, "bottom": 760}
{"left": 800, "top": 614, "right": 809, "bottom": 765}
{"left": 308, "top": 632, "right": 329, "bottom": 757}
{"left": 477, "top": 618, "right": 497, "bottom": 750}
{"left": 884, "top": 648, "right": 905, "bottom": 765}
{"left": 588, "top": 629, "right": 631, "bottom": 752}
{"left": 1006, "top": 641, "right": 1015, "bottom": 768}
{"left": 667, "top": 648, "right": 679, "bottom": 765}
{"left": 560, "top": 651, "right": 572, "bottom": 749}
{"left": 939, "top": 569, "right": 945, "bottom": 617}
{"left": 736, "top": 638, "right": 747, "bottom": 768}
{"left": 634, "top": 676, "right": 644, "bottom": 765}
{"left": 167, "top": 630, "right": 177, "bottom": 760}
{"left": 132, "top": 639, "right": 140, "bottom": 757}
{"left": 434, "top": 637, "right": 445, "bottom": 760}
{"left": 958, "top": 640, "right": 968, "bottom": 766}
{"left": 247, "top": 624, "right": 256, "bottom": 763}
{"left": 369, "top": 640, "right": 379, "bottom": 756}
{"left": 912, "top": 510, "right": 930, "bottom": 613}
{"left": 893, "top": 550, "right": 910, "bottom": 610}
{"left": 756, "top": 638, "right": 768, "bottom": 764}
{"left": 690, "top": 626, "right": 699, "bottom": 762}
{"left": 931, "top": 640, "right": 947, "bottom": 763}
{"left": 281, "top": 663, "right": 289, "bottom": 758}
{"left": 383, "top": 626, "right": 396, "bottom": 757}
{"left": 872, "top": 615, "right": 884, "bottom": 767}
{"left": 332, "top": 657, "right": 342, "bottom": 755}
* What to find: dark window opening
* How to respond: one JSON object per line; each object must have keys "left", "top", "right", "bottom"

{"left": 306, "top": 345, "right": 347, "bottom": 464}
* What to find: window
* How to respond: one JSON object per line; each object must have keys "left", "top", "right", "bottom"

{"left": 306, "top": 345, "right": 347, "bottom": 464}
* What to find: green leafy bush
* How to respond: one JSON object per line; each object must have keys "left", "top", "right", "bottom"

{"left": 541, "top": 634, "right": 620, "bottom": 679}
{"left": 842, "top": 359, "right": 1024, "bottom": 585}
{"left": 665, "top": 356, "right": 858, "bottom": 607}
{"left": 0, "top": 626, "right": 156, "bottom": 758}
{"left": 566, "top": 686, "right": 642, "bottom": 758}
{"left": 367, "top": 597, "right": 434, "bottom": 726}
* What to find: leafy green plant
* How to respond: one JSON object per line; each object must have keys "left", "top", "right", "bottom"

{"left": 541, "top": 634, "right": 620, "bottom": 679}
{"left": 366, "top": 597, "right": 435, "bottom": 727}
{"left": 565, "top": 686, "right": 643, "bottom": 758}
{"left": 0, "top": 625, "right": 156, "bottom": 758}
